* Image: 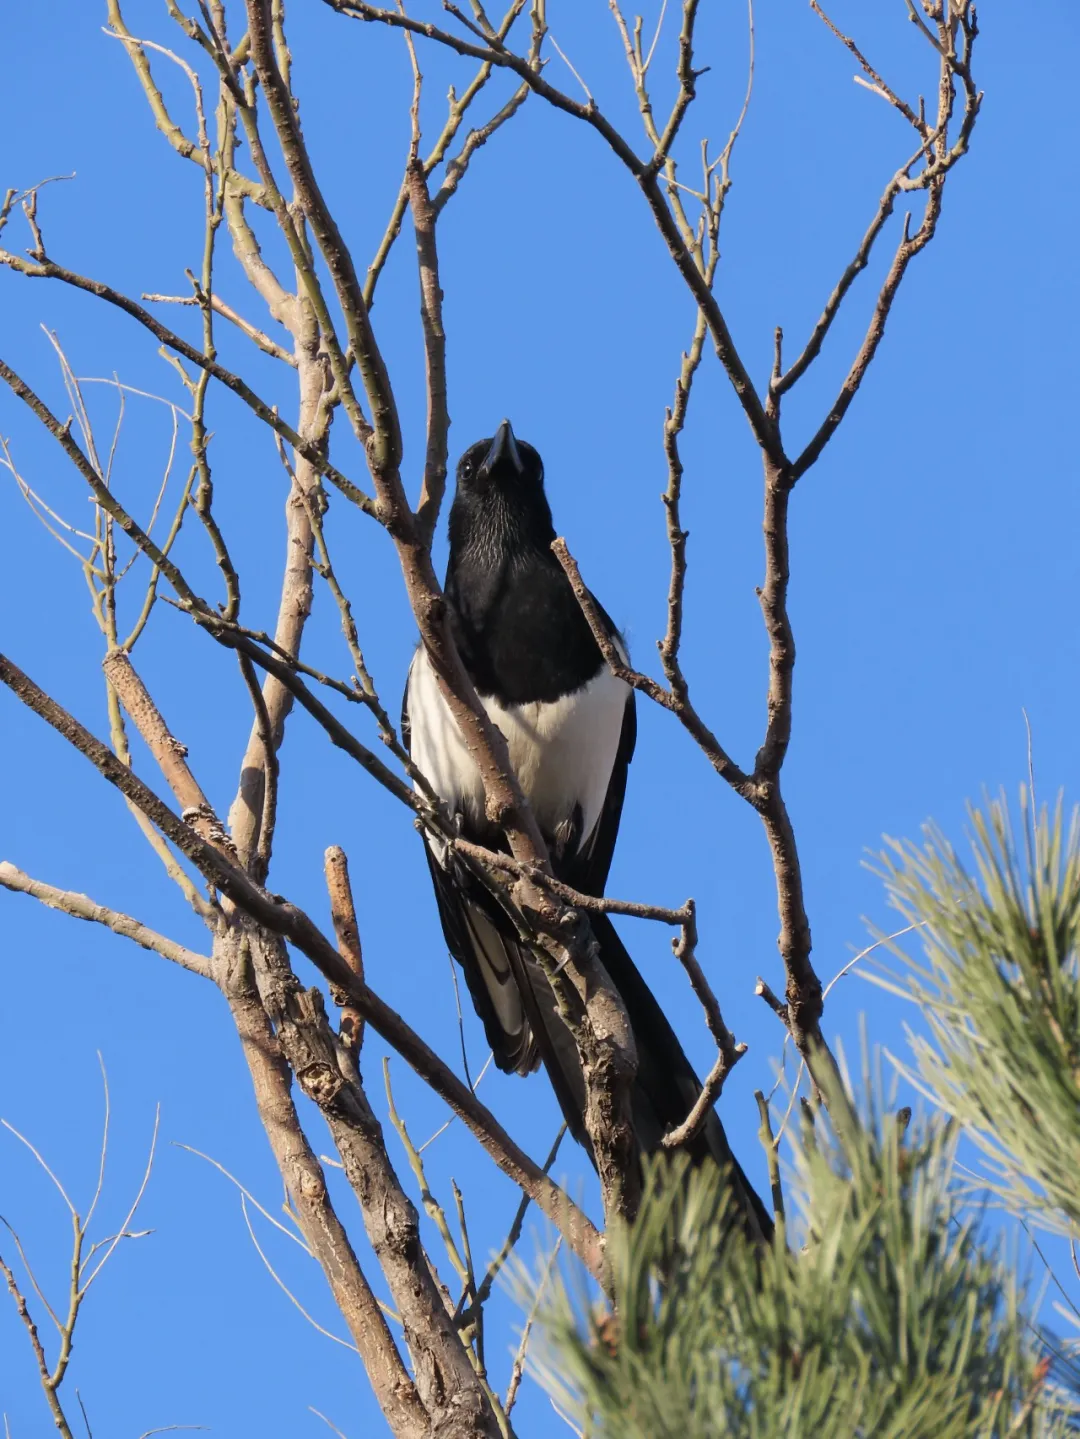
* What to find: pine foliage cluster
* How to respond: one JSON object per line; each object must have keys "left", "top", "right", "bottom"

{"left": 876, "top": 795, "right": 1080, "bottom": 1233}
{"left": 525, "top": 795, "right": 1080, "bottom": 1437}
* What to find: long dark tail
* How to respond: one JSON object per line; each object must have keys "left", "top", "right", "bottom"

{"left": 523, "top": 910, "right": 774, "bottom": 1242}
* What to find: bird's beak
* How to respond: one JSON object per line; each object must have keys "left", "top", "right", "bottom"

{"left": 480, "top": 419, "right": 524, "bottom": 478}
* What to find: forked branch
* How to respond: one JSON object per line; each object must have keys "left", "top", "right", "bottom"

{"left": 0, "top": 650, "right": 605, "bottom": 1281}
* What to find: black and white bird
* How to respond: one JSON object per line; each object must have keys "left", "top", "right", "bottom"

{"left": 403, "top": 420, "right": 770, "bottom": 1235}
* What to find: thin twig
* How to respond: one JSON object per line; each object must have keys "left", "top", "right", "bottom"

{"left": 173, "top": 1143, "right": 313, "bottom": 1255}
{"left": 308, "top": 1410, "right": 349, "bottom": 1439}
{"left": 457, "top": 1124, "right": 565, "bottom": 1329}
{"left": 754, "top": 1090, "right": 785, "bottom": 1230}
{"left": 142, "top": 290, "right": 297, "bottom": 364}
{"left": 239, "top": 1195, "right": 359, "bottom": 1352}
{"left": 505, "top": 1236, "right": 562, "bottom": 1414}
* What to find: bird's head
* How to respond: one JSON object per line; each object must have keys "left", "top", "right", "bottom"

{"left": 456, "top": 420, "right": 543, "bottom": 496}
{"left": 449, "top": 420, "right": 554, "bottom": 559}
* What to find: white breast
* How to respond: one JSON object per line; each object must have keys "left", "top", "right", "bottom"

{"left": 406, "top": 647, "right": 629, "bottom": 848}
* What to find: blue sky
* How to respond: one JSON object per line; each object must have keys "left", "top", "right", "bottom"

{"left": 1, "top": 2, "right": 1078, "bottom": 1435}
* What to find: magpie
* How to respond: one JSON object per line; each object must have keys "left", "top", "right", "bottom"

{"left": 403, "top": 420, "right": 771, "bottom": 1237}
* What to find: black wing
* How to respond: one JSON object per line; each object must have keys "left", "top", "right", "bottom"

{"left": 420, "top": 838, "right": 540, "bottom": 1076}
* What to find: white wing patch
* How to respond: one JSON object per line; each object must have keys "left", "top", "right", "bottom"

{"left": 460, "top": 899, "right": 528, "bottom": 1040}
{"left": 406, "top": 646, "right": 630, "bottom": 852}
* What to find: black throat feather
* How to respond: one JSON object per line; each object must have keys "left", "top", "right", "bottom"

{"left": 445, "top": 475, "right": 609, "bottom": 706}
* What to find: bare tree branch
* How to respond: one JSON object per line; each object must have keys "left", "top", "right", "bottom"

{"left": 324, "top": 846, "right": 366, "bottom": 1062}
{"left": 0, "top": 1081, "right": 159, "bottom": 1439}
{"left": 661, "top": 902, "right": 748, "bottom": 1148}
{"left": 551, "top": 536, "right": 753, "bottom": 795}
{"left": 216, "top": 939, "right": 426, "bottom": 1438}
{"left": 102, "top": 649, "right": 234, "bottom": 857}
{"left": 323, "top": 0, "right": 782, "bottom": 463}
{"left": 408, "top": 159, "right": 450, "bottom": 548}
{"left": 0, "top": 864, "right": 211, "bottom": 978}
{"left": 227, "top": 308, "right": 328, "bottom": 875}
{"left": 0, "top": 259, "right": 373, "bottom": 514}
{"left": 104, "top": 1, "right": 268, "bottom": 208}
{"left": 0, "top": 651, "right": 605, "bottom": 1280}
{"left": 141, "top": 290, "right": 297, "bottom": 365}
{"left": 242, "top": 929, "right": 502, "bottom": 1436}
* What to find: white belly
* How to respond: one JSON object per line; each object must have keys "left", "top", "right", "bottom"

{"left": 406, "top": 647, "right": 629, "bottom": 847}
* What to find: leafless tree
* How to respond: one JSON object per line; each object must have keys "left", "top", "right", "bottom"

{"left": 0, "top": 2, "right": 980, "bottom": 1434}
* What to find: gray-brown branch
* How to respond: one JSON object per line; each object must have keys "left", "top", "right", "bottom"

{"left": 0, "top": 649, "right": 605, "bottom": 1280}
